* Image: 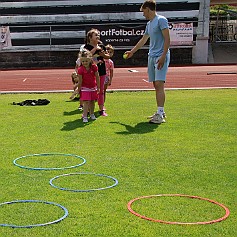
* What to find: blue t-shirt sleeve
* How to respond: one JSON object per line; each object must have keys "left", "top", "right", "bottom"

{"left": 159, "top": 16, "right": 169, "bottom": 30}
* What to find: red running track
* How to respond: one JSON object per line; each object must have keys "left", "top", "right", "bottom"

{"left": 0, "top": 65, "right": 236, "bottom": 93}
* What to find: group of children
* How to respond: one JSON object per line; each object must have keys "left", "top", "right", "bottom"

{"left": 70, "top": 28, "right": 114, "bottom": 123}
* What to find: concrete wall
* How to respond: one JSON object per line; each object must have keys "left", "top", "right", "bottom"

{"left": 0, "top": 48, "right": 192, "bottom": 69}
{"left": 192, "top": 0, "right": 210, "bottom": 64}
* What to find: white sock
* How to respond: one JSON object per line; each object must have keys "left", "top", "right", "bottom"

{"left": 157, "top": 107, "right": 164, "bottom": 116}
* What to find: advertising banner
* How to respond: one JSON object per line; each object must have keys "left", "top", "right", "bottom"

{"left": 86, "top": 25, "right": 146, "bottom": 47}
{"left": 169, "top": 22, "right": 193, "bottom": 46}
{"left": 86, "top": 22, "right": 193, "bottom": 47}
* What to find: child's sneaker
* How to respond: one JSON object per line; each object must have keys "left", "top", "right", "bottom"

{"left": 149, "top": 113, "right": 165, "bottom": 124}
{"left": 100, "top": 110, "right": 108, "bottom": 116}
{"left": 90, "top": 114, "right": 96, "bottom": 120}
{"left": 78, "top": 105, "right": 83, "bottom": 111}
{"left": 82, "top": 117, "right": 88, "bottom": 123}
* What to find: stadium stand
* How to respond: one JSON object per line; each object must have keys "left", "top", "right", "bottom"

{"left": 0, "top": 0, "right": 204, "bottom": 68}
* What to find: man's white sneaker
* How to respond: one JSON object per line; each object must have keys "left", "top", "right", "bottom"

{"left": 147, "top": 112, "right": 166, "bottom": 119}
{"left": 149, "top": 113, "right": 165, "bottom": 124}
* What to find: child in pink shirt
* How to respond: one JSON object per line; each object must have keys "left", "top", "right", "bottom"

{"left": 104, "top": 44, "right": 114, "bottom": 103}
{"left": 75, "top": 49, "right": 100, "bottom": 123}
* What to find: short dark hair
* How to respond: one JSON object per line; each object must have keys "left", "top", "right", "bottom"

{"left": 141, "top": 0, "right": 156, "bottom": 11}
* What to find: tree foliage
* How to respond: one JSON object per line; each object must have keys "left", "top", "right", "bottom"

{"left": 210, "top": 4, "right": 237, "bottom": 16}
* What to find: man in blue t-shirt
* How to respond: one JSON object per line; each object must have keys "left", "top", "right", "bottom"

{"left": 126, "top": 0, "right": 170, "bottom": 124}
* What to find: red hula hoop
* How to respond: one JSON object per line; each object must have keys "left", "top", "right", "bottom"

{"left": 127, "top": 194, "right": 230, "bottom": 225}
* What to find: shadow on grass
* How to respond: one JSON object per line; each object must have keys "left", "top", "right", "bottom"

{"left": 65, "top": 97, "right": 80, "bottom": 102}
{"left": 61, "top": 118, "right": 88, "bottom": 130}
{"left": 63, "top": 109, "right": 80, "bottom": 116}
{"left": 110, "top": 121, "right": 159, "bottom": 134}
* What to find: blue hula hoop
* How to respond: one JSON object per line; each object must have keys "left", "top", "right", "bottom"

{"left": 13, "top": 153, "right": 86, "bottom": 170}
{"left": 49, "top": 172, "right": 119, "bottom": 192}
{"left": 0, "top": 200, "right": 68, "bottom": 228}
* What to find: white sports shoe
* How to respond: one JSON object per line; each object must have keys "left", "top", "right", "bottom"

{"left": 82, "top": 117, "right": 88, "bottom": 123}
{"left": 149, "top": 113, "right": 165, "bottom": 124}
{"left": 78, "top": 105, "right": 83, "bottom": 111}
{"left": 147, "top": 112, "right": 166, "bottom": 119}
{"left": 90, "top": 114, "right": 96, "bottom": 120}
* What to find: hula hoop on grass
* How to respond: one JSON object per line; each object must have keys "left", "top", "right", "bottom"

{"left": 13, "top": 153, "right": 86, "bottom": 170}
{"left": 49, "top": 172, "right": 118, "bottom": 192}
{"left": 0, "top": 200, "right": 68, "bottom": 228}
{"left": 127, "top": 194, "right": 230, "bottom": 225}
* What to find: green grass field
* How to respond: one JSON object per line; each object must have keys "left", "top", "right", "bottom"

{"left": 0, "top": 89, "right": 236, "bottom": 237}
